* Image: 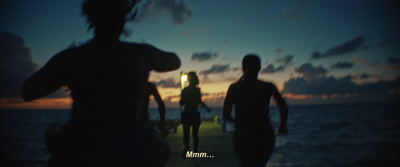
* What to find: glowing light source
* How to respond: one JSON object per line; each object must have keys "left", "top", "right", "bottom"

{"left": 180, "top": 72, "right": 187, "bottom": 90}
{"left": 182, "top": 74, "right": 187, "bottom": 82}
{"left": 180, "top": 72, "right": 188, "bottom": 112}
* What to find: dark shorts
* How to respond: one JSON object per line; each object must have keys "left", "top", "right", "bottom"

{"left": 233, "top": 127, "right": 275, "bottom": 167}
{"left": 181, "top": 111, "right": 201, "bottom": 125}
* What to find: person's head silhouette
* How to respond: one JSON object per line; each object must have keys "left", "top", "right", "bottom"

{"left": 82, "top": 0, "right": 137, "bottom": 39}
{"left": 241, "top": 54, "right": 261, "bottom": 81}
{"left": 187, "top": 71, "right": 199, "bottom": 86}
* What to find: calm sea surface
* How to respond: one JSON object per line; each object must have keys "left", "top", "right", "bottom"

{"left": 1, "top": 103, "right": 399, "bottom": 167}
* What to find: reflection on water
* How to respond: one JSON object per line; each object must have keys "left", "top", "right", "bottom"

{"left": 1, "top": 103, "right": 399, "bottom": 167}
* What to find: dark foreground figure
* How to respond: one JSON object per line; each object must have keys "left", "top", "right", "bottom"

{"left": 223, "top": 55, "right": 288, "bottom": 167}
{"left": 142, "top": 82, "right": 170, "bottom": 137}
{"left": 22, "top": 0, "right": 180, "bottom": 166}
{"left": 180, "top": 72, "right": 211, "bottom": 155}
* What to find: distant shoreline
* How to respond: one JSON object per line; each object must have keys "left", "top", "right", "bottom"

{"left": 1, "top": 101, "right": 399, "bottom": 111}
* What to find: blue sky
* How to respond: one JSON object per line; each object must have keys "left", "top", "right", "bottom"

{"left": 1, "top": 0, "right": 400, "bottom": 108}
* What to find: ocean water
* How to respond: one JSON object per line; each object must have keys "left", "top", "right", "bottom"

{"left": 1, "top": 103, "right": 399, "bottom": 167}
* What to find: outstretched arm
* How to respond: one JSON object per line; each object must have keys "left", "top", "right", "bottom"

{"left": 147, "top": 83, "right": 169, "bottom": 136}
{"left": 151, "top": 84, "right": 170, "bottom": 136}
{"left": 200, "top": 101, "right": 211, "bottom": 113}
{"left": 144, "top": 44, "right": 181, "bottom": 72}
{"left": 223, "top": 85, "right": 235, "bottom": 122}
{"left": 197, "top": 88, "right": 211, "bottom": 112}
{"left": 22, "top": 56, "right": 64, "bottom": 102}
{"left": 271, "top": 84, "right": 288, "bottom": 134}
{"left": 150, "top": 85, "right": 166, "bottom": 125}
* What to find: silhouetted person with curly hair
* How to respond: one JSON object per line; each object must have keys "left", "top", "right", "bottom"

{"left": 22, "top": 0, "right": 180, "bottom": 166}
{"left": 180, "top": 72, "right": 211, "bottom": 155}
{"left": 223, "top": 54, "right": 288, "bottom": 167}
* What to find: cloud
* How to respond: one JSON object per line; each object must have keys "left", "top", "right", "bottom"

{"left": 201, "top": 91, "right": 226, "bottom": 107}
{"left": 0, "top": 32, "right": 38, "bottom": 98}
{"left": 361, "top": 45, "right": 369, "bottom": 50}
{"left": 283, "top": 76, "right": 352, "bottom": 94}
{"left": 200, "top": 64, "right": 230, "bottom": 75}
{"left": 261, "top": 64, "right": 285, "bottom": 73}
{"left": 311, "top": 51, "right": 321, "bottom": 59}
{"left": 281, "top": 7, "right": 303, "bottom": 21}
{"left": 275, "top": 48, "right": 283, "bottom": 54}
{"left": 294, "top": 63, "right": 328, "bottom": 80}
{"left": 260, "top": 54, "right": 294, "bottom": 74}
{"left": 282, "top": 75, "right": 400, "bottom": 95}
{"left": 280, "top": 0, "right": 311, "bottom": 21}
{"left": 387, "top": 57, "right": 400, "bottom": 64}
{"left": 160, "top": 94, "right": 181, "bottom": 108}
{"left": 0, "top": 32, "right": 70, "bottom": 100}
{"left": 276, "top": 54, "right": 294, "bottom": 66}
{"left": 233, "top": 18, "right": 245, "bottom": 32}
{"left": 379, "top": 35, "right": 400, "bottom": 47}
{"left": 354, "top": 57, "right": 400, "bottom": 72}
{"left": 68, "top": 40, "right": 86, "bottom": 48}
{"left": 360, "top": 73, "right": 371, "bottom": 79}
{"left": 283, "top": 61, "right": 400, "bottom": 102}
{"left": 191, "top": 51, "right": 219, "bottom": 62}
{"left": 181, "top": 25, "right": 213, "bottom": 38}
{"left": 330, "top": 61, "right": 354, "bottom": 69}
{"left": 135, "top": 0, "right": 192, "bottom": 25}
{"left": 153, "top": 78, "right": 180, "bottom": 88}
{"left": 311, "top": 36, "right": 366, "bottom": 59}
{"left": 232, "top": 67, "right": 240, "bottom": 71}
{"left": 224, "top": 39, "right": 230, "bottom": 45}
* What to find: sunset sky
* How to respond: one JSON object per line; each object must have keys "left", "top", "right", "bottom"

{"left": 1, "top": 0, "right": 400, "bottom": 109}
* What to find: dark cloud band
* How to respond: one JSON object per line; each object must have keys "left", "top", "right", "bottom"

{"left": 0, "top": 32, "right": 37, "bottom": 97}
{"left": 312, "top": 36, "right": 366, "bottom": 59}
{"left": 135, "top": 0, "right": 192, "bottom": 25}
{"left": 200, "top": 64, "right": 230, "bottom": 75}
{"left": 191, "top": 51, "right": 219, "bottom": 62}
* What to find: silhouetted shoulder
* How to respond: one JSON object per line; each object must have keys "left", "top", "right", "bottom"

{"left": 228, "top": 81, "right": 241, "bottom": 89}
{"left": 34, "top": 46, "right": 81, "bottom": 75}
{"left": 259, "top": 80, "right": 278, "bottom": 90}
{"left": 21, "top": 46, "right": 83, "bottom": 101}
{"left": 181, "top": 87, "right": 198, "bottom": 95}
{"left": 43, "top": 42, "right": 94, "bottom": 66}
{"left": 182, "top": 86, "right": 200, "bottom": 93}
{"left": 226, "top": 81, "right": 241, "bottom": 95}
{"left": 226, "top": 80, "right": 279, "bottom": 99}
{"left": 45, "top": 41, "right": 180, "bottom": 76}
{"left": 180, "top": 86, "right": 201, "bottom": 106}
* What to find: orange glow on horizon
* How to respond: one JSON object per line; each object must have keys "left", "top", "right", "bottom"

{"left": 388, "top": 89, "right": 400, "bottom": 94}
{"left": 1, "top": 91, "right": 371, "bottom": 110}
{"left": 330, "top": 94, "right": 340, "bottom": 98}
{"left": 0, "top": 97, "right": 72, "bottom": 110}
{"left": 283, "top": 93, "right": 309, "bottom": 99}
{"left": 169, "top": 97, "right": 180, "bottom": 103}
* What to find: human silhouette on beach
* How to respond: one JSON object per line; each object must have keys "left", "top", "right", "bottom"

{"left": 22, "top": 0, "right": 180, "bottom": 166}
{"left": 142, "top": 82, "right": 170, "bottom": 137}
{"left": 223, "top": 54, "right": 288, "bottom": 167}
{"left": 180, "top": 72, "right": 211, "bottom": 155}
